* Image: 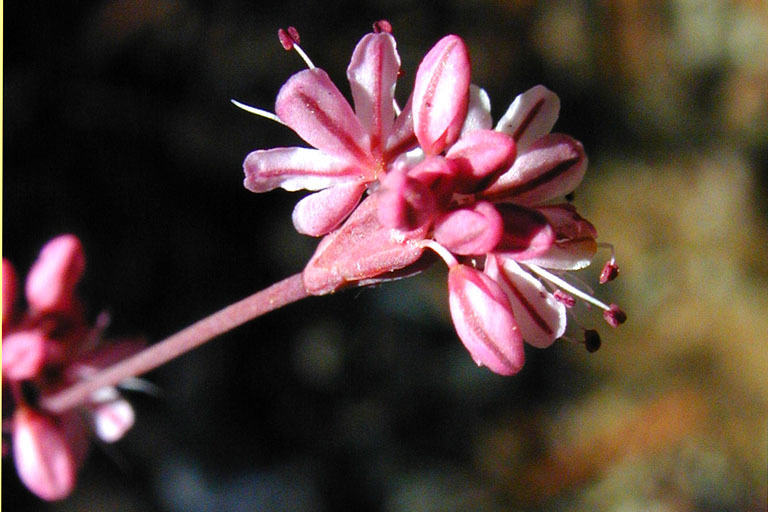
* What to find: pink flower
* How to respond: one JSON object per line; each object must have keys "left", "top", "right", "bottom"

{"left": 240, "top": 23, "right": 624, "bottom": 375}
{"left": 3, "top": 235, "right": 141, "bottom": 500}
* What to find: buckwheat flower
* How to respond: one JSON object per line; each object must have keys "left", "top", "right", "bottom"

{"left": 3, "top": 235, "right": 141, "bottom": 500}
{"left": 239, "top": 23, "right": 623, "bottom": 375}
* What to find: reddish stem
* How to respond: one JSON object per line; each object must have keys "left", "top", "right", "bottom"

{"left": 40, "top": 273, "right": 309, "bottom": 414}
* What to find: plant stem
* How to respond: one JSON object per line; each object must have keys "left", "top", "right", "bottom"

{"left": 40, "top": 273, "right": 309, "bottom": 414}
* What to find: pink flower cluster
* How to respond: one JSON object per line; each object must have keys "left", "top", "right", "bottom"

{"left": 3, "top": 235, "right": 140, "bottom": 500}
{"left": 240, "top": 22, "right": 625, "bottom": 375}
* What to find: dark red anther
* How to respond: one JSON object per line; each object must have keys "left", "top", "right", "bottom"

{"left": 603, "top": 303, "right": 627, "bottom": 328}
{"left": 373, "top": 20, "right": 392, "bottom": 34}
{"left": 584, "top": 329, "right": 601, "bottom": 353}
{"left": 599, "top": 260, "right": 619, "bottom": 284}
{"left": 278, "top": 27, "right": 301, "bottom": 50}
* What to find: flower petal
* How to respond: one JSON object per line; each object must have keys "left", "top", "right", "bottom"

{"left": 25, "top": 234, "right": 85, "bottom": 314}
{"left": 412, "top": 35, "right": 471, "bottom": 155}
{"left": 448, "top": 265, "right": 524, "bottom": 375}
{"left": 13, "top": 408, "right": 78, "bottom": 501}
{"left": 303, "top": 194, "right": 427, "bottom": 295}
{"left": 495, "top": 84, "right": 560, "bottom": 149}
{"left": 485, "top": 255, "right": 566, "bottom": 348}
{"left": 276, "top": 68, "right": 374, "bottom": 166}
{"left": 243, "top": 147, "right": 363, "bottom": 193}
{"left": 460, "top": 85, "right": 493, "bottom": 135}
{"left": 482, "top": 133, "right": 587, "bottom": 205}
{"left": 292, "top": 182, "right": 367, "bottom": 236}
{"left": 445, "top": 129, "right": 516, "bottom": 192}
{"left": 434, "top": 201, "right": 503, "bottom": 255}
{"left": 347, "top": 32, "right": 400, "bottom": 152}
{"left": 495, "top": 204, "right": 555, "bottom": 259}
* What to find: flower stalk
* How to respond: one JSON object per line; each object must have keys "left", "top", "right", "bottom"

{"left": 39, "top": 273, "right": 309, "bottom": 415}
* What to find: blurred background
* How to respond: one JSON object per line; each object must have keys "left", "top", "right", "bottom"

{"left": 3, "top": 0, "right": 767, "bottom": 510}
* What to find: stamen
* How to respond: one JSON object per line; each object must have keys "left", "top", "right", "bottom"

{"left": 278, "top": 26, "right": 315, "bottom": 69}
{"left": 278, "top": 27, "right": 299, "bottom": 50}
{"left": 420, "top": 240, "right": 459, "bottom": 268}
{"left": 603, "top": 304, "right": 627, "bottom": 327}
{"left": 584, "top": 329, "right": 601, "bottom": 352}
{"left": 599, "top": 260, "right": 619, "bottom": 284}
{"left": 230, "top": 99, "right": 285, "bottom": 125}
{"left": 597, "top": 243, "right": 619, "bottom": 284}
{"left": 373, "top": 20, "right": 392, "bottom": 34}
{"left": 524, "top": 263, "right": 613, "bottom": 312}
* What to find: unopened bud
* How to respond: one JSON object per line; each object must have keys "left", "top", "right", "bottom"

{"left": 603, "top": 303, "right": 626, "bottom": 327}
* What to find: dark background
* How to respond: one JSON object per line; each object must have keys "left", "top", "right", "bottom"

{"left": 4, "top": 1, "right": 767, "bottom": 510}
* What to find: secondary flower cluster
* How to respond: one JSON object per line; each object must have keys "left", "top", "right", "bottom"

{"left": 240, "top": 22, "right": 625, "bottom": 375}
{"left": 2, "top": 235, "right": 140, "bottom": 500}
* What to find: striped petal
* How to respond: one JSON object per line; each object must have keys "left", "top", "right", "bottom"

{"left": 448, "top": 264, "right": 524, "bottom": 375}
{"left": 243, "top": 147, "right": 363, "bottom": 193}
{"left": 485, "top": 254, "right": 566, "bottom": 348}
{"left": 412, "top": 35, "right": 471, "bottom": 155}
{"left": 495, "top": 85, "right": 560, "bottom": 150}
{"left": 276, "top": 68, "right": 374, "bottom": 166}
{"left": 482, "top": 133, "right": 587, "bottom": 205}
{"left": 347, "top": 32, "right": 400, "bottom": 152}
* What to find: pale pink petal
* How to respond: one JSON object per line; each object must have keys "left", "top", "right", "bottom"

{"left": 376, "top": 168, "right": 436, "bottom": 231}
{"left": 485, "top": 255, "right": 566, "bottom": 348}
{"left": 3, "top": 259, "right": 18, "bottom": 323}
{"left": 445, "top": 129, "right": 516, "bottom": 192}
{"left": 2, "top": 330, "right": 48, "bottom": 380}
{"left": 412, "top": 35, "right": 471, "bottom": 155}
{"left": 433, "top": 202, "right": 503, "bottom": 255}
{"left": 26, "top": 234, "right": 85, "bottom": 314}
{"left": 482, "top": 133, "right": 587, "bottom": 205}
{"left": 13, "top": 408, "right": 78, "bottom": 501}
{"left": 276, "top": 68, "right": 374, "bottom": 166}
{"left": 243, "top": 147, "right": 363, "bottom": 193}
{"left": 495, "top": 204, "right": 555, "bottom": 259}
{"left": 495, "top": 85, "right": 560, "bottom": 149}
{"left": 521, "top": 204, "right": 598, "bottom": 270}
{"left": 292, "top": 182, "right": 367, "bottom": 237}
{"left": 448, "top": 265, "right": 524, "bottom": 376}
{"left": 90, "top": 395, "right": 135, "bottom": 443}
{"left": 347, "top": 32, "right": 400, "bottom": 151}
{"left": 303, "top": 194, "right": 428, "bottom": 295}
{"left": 460, "top": 85, "right": 493, "bottom": 136}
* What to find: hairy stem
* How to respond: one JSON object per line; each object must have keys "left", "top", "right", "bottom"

{"left": 40, "top": 273, "right": 309, "bottom": 414}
